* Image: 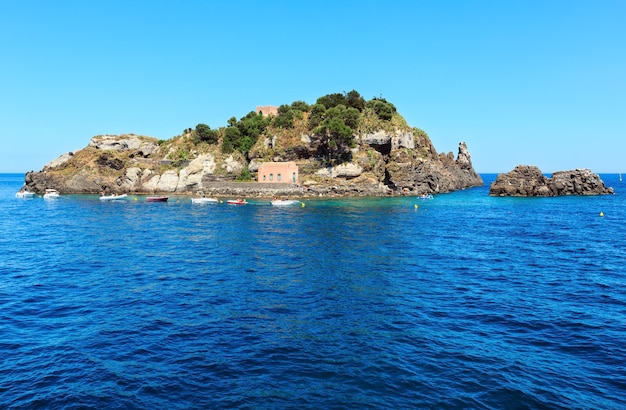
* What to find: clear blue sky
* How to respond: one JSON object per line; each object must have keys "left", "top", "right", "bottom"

{"left": 1, "top": 0, "right": 624, "bottom": 173}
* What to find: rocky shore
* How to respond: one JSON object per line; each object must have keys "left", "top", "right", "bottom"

{"left": 23, "top": 132, "right": 484, "bottom": 198}
{"left": 489, "top": 165, "right": 614, "bottom": 196}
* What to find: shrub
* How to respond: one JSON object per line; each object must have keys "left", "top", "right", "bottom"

{"left": 195, "top": 123, "right": 218, "bottom": 144}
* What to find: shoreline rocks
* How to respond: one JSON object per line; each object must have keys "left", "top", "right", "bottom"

{"left": 489, "top": 165, "right": 614, "bottom": 196}
{"left": 23, "top": 133, "right": 484, "bottom": 197}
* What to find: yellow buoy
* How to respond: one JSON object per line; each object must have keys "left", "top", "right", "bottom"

{"left": 600, "top": 211, "right": 604, "bottom": 217}
{"left": 301, "top": 202, "right": 305, "bottom": 207}
{"left": 414, "top": 204, "right": 418, "bottom": 209}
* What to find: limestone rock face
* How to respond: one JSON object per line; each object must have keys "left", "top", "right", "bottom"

{"left": 316, "top": 162, "right": 363, "bottom": 178}
{"left": 89, "top": 134, "right": 158, "bottom": 157}
{"left": 362, "top": 131, "right": 391, "bottom": 146}
{"left": 43, "top": 152, "right": 75, "bottom": 171}
{"left": 490, "top": 165, "right": 614, "bottom": 196}
{"left": 391, "top": 131, "right": 415, "bottom": 150}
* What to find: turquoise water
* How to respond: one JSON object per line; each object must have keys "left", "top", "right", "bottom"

{"left": 1, "top": 173, "right": 625, "bottom": 409}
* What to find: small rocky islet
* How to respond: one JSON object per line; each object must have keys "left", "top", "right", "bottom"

{"left": 489, "top": 165, "right": 614, "bottom": 197}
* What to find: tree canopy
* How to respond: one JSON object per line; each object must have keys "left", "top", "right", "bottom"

{"left": 193, "top": 90, "right": 401, "bottom": 160}
{"left": 195, "top": 123, "right": 218, "bottom": 144}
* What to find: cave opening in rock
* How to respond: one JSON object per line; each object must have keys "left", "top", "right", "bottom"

{"left": 369, "top": 142, "right": 392, "bottom": 157}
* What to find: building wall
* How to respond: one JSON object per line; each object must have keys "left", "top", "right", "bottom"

{"left": 257, "top": 162, "right": 298, "bottom": 184}
{"left": 255, "top": 106, "right": 279, "bottom": 117}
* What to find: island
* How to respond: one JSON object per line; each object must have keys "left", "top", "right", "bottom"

{"left": 23, "top": 90, "right": 483, "bottom": 197}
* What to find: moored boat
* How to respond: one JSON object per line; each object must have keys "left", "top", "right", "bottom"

{"left": 191, "top": 197, "right": 218, "bottom": 204}
{"left": 43, "top": 189, "right": 60, "bottom": 200}
{"left": 271, "top": 199, "right": 300, "bottom": 206}
{"left": 418, "top": 194, "right": 434, "bottom": 200}
{"left": 146, "top": 196, "right": 168, "bottom": 202}
{"left": 15, "top": 189, "right": 36, "bottom": 198}
{"left": 227, "top": 199, "right": 247, "bottom": 205}
{"left": 99, "top": 193, "right": 128, "bottom": 201}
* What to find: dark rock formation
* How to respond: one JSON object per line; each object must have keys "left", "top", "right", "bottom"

{"left": 489, "top": 165, "right": 614, "bottom": 196}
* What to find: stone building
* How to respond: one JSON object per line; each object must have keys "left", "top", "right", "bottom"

{"left": 257, "top": 162, "right": 298, "bottom": 184}
{"left": 255, "top": 106, "right": 279, "bottom": 117}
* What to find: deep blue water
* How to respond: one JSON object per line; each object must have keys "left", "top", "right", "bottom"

{"left": 1, "top": 173, "right": 625, "bottom": 409}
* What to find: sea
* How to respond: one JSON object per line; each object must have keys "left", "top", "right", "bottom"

{"left": 1, "top": 173, "right": 625, "bottom": 409}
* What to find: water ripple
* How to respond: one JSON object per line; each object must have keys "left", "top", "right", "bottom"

{"left": 1, "top": 174, "right": 626, "bottom": 408}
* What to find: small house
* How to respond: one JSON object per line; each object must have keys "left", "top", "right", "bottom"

{"left": 257, "top": 162, "right": 298, "bottom": 184}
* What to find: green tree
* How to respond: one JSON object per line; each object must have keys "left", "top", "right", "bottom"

{"left": 308, "top": 103, "right": 326, "bottom": 130}
{"left": 316, "top": 92, "right": 348, "bottom": 109}
{"left": 272, "top": 104, "right": 295, "bottom": 128}
{"left": 313, "top": 104, "right": 357, "bottom": 159}
{"left": 222, "top": 126, "right": 240, "bottom": 153}
{"left": 195, "top": 123, "right": 218, "bottom": 144}
{"left": 365, "top": 98, "right": 396, "bottom": 121}
{"left": 290, "top": 100, "right": 310, "bottom": 112}
{"left": 346, "top": 90, "right": 365, "bottom": 111}
{"left": 237, "top": 111, "right": 269, "bottom": 153}
{"left": 236, "top": 165, "right": 252, "bottom": 181}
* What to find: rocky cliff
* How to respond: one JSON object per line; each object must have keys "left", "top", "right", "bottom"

{"left": 24, "top": 130, "right": 482, "bottom": 197}
{"left": 489, "top": 165, "right": 613, "bottom": 196}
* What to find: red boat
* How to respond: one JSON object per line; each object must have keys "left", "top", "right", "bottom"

{"left": 146, "top": 196, "right": 168, "bottom": 202}
{"left": 227, "top": 199, "right": 247, "bottom": 205}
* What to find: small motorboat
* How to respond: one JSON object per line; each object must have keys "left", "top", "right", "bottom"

{"left": 418, "top": 194, "right": 434, "bottom": 200}
{"left": 227, "top": 199, "right": 247, "bottom": 205}
{"left": 271, "top": 199, "right": 300, "bottom": 206}
{"left": 191, "top": 197, "right": 218, "bottom": 204}
{"left": 99, "top": 194, "right": 128, "bottom": 201}
{"left": 15, "top": 189, "right": 36, "bottom": 198}
{"left": 146, "top": 196, "right": 168, "bottom": 202}
{"left": 43, "top": 189, "right": 60, "bottom": 200}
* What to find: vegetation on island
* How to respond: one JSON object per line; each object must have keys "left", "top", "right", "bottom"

{"left": 151, "top": 90, "right": 431, "bottom": 181}
{"left": 190, "top": 91, "right": 401, "bottom": 148}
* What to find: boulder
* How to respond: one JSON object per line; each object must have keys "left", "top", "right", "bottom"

{"left": 222, "top": 155, "right": 244, "bottom": 174}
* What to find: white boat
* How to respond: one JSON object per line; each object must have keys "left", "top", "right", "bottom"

{"left": 43, "top": 189, "right": 60, "bottom": 200}
{"left": 271, "top": 199, "right": 300, "bottom": 206}
{"left": 418, "top": 194, "right": 434, "bottom": 200}
{"left": 99, "top": 193, "right": 128, "bottom": 201}
{"left": 227, "top": 199, "right": 247, "bottom": 205}
{"left": 191, "top": 197, "right": 218, "bottom": 204}
{"left": 15, "top": 189, "right": 36, "bottom": 198}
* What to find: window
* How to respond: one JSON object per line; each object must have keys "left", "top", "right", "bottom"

{"left": 270, "top": 173, "right": 273, "bottom": 181}
{"left": 263, "top": 175, "right": 266, "bottom": 181}
{"left": 292, "top": 172, "right": 296, "bottom": 183}
{"left": 277, "top": 173, "right": 281, "bottom": 181}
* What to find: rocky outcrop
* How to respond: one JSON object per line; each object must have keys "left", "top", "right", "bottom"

{"left": 382, "top": 141, "right": 483, "bottom": 194}
{"left": 25, "top": 134, "right": 247, "bottom": 194}
{"left": 24, "top": 127, "right": 483, "bottom": 197}
{"left": 489, "top": 165, "right": 614, "bottom": 196}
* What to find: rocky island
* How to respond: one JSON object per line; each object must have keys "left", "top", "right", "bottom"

{"left": 489, "top": 165, "right": 614, "bottom": 196}
{"left": 23, "top": 91, "right": 483, "bottom": 197}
